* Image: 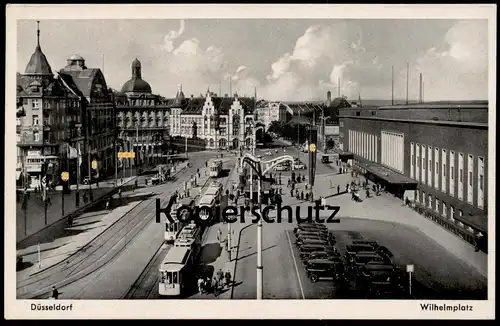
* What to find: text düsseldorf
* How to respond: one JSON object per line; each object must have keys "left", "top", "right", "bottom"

{"left": 156, "top": 199, "right": 340, "bottom": 226}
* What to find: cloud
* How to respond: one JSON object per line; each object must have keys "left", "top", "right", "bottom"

{"left": 396, "top": 20, "right": 488, "bottom": 101}
{"left": 161, "top": 20, "right": 185, "bottom": 53}
{"left": 156, "top": 20, "right": 488, "bottom": 101}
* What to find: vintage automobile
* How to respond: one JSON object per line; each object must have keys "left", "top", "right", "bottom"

{"left": 305, "top": 258, "right": 345, "bottom": 283}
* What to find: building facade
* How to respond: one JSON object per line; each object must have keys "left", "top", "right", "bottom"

{"left": 255, "top": 101, "right": 283, "bottom": 130}
{"left": 16, "top": 23, "right": 115, "bottom": 189}
{"left": 114, "top": 59, "right": 186, "bottom": 168}
{"left": 169, "top": 91, "right": 256, "bottom": 150}
{"left": 339, "top": 101, "right": 488, "bottom": 242}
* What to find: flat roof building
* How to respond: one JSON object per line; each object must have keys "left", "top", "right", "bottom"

{"left": 339, "top": 101, "right": 488, "bottom": 245}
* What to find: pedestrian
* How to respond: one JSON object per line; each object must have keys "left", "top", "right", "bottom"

{"left": 300, "top": 191, "right": 304, "bottom": 201}
{"left": 67, "top": 215, "right": 73, "bottom": 227}
{"left": 217, "top": 268, "right": 224, "bottom": 284}
{"left": 135, "top": 179, "right": 138, "bottom": 191}
{"left": 225, "top": 270, "right": 232, "bottom": 287}
{"left": 212, "top": 277, "right": 219, "bottom": 297}
{"left": 197, "top": 277, "right": 205, "bottom": 294}
{"left": 290, "top": 189, "right": 293, "bottom": 197}
{"left": 106, "top": 199, "right": 110, "bottom": 211}
{"left": 51, "top": 286, "right": 59, "bottom": 299}
{"left": 217, "top": 229, "right": 222, "bottom": 242}
{"left": 337, "top": 185, "right": 340, "bottom": 194}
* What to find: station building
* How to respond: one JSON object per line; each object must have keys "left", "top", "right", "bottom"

{"left": 338, "top": 101, "right": 488, "bottom": 244}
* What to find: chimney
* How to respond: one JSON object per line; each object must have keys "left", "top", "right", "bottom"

{"left": 419, "top": 73, "right": 423, "bottom": 103}
{"left": 327, "top": 91, "right": 331, "bottom": 105}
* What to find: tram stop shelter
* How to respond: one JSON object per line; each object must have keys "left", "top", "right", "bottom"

{"left": 354, "top": 159, "right": 418, "bottom": 200}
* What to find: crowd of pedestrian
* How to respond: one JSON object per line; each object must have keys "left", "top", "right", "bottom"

{"left": 197, "top": 268, "right": 233, "bottom": 297}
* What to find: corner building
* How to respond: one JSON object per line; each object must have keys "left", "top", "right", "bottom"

{"left": 339, "top": 102, "right": 488, "bottom": 245}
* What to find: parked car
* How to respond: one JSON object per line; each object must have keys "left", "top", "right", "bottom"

{"left": 305, "top": 258, "right": 345, "bottom": 283}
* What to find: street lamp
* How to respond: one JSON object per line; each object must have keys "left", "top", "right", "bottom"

{"left": 240, "top": 153, "right": 294, "bottom": 300}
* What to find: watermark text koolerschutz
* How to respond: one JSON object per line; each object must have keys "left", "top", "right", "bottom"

{"left": 156, "top": 199, "right": 340, "bottom": 226}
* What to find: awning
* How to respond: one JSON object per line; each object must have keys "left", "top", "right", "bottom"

{"left": 356, "top": 159, "right": 418, "bottom": 186}
{"left": 454, "top": 214, "right": 488, "bottom": 233}
{"left": 333, "top": 149, "right": 354, "bottom": 159}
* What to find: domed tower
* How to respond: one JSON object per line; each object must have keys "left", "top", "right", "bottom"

{"left": 24, "top": 21, "right": 53, "bottom": 83}
{"left": 121, "top": 58, "right": 152, "bottom": 94}
{"left": 63, "top": 54, "right": 87, "bottom": 71}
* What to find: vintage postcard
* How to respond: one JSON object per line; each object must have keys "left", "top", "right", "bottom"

{"left": 5, "top": 4, "right": 496, "bottom": 320}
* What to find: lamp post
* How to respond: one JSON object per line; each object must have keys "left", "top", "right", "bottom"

{"left": 240, "top": 154, "right": 294, "bottom": 300}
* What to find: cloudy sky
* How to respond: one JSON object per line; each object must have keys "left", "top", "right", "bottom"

{"left": 17, "top": 19, "right": 488, "bottom": 101}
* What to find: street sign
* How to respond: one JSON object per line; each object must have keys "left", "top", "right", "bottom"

{"left": 309, "top": 143, "right": 316, "bottom": 152}
{"left": 61, "top": 171, "right": 69, "bottom": 182}
{"left": 406, "top": 264, "right": 414, "bottom": 273}
{"left": 91, "top": 160, "right": 98, "bottom": 170}
{"left": 118, "top": 152, "right": 136, "bottom": 159}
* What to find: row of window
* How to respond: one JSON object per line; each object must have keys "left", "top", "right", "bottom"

{"left": 348, "top": 130, "right": 378, "bottom": 164}
{"left": 381, "top": 131, "right": 404, "bottom": 174}
{"left": 30, "top": 99, "right": 81, "bottom": 110}
{"left": 410, "top": 142, "right": 485, "bottom": 210}
{"left": 415, "top": 190, "right": 464, "bottom": 221}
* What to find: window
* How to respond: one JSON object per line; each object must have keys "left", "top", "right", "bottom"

{"left": 428, "top": 195, "right": 432, "bottom": 209}
{"left": 467, "top": 154, "right": 474, "bottom": 205}
{"left": 450, "top": 206, "right": 455, "bottom": 219}
{"left": 32, "top": 99, "right": 40, "bottom": 109}
{"left": 16, "top": 134, "right": 21, "bottom": 142}
{"left": 356, "top": 111, "right": 360, "bottom": 116}
{"left": 460, "top": 169, "right": 463, "bottom": 182}
{"left": 458, "top": 210, "right": 463, "bottom": 217}
{"left": 33, "top": 131, "right": 40, "bottom": 142}
{"left": 340, "top": 121, "right": 344, "bottom": 127}
{"left": 422, "top": 191, "right": 426, "bottom": 204}
{"left": 410, "top": 142, "right": 415, "bottom": 179}
{"left": 458, "top": 152, "right": 464, "bottom": 200}
{"left": 435, "top": 200, "right": 440, "bottom": 213}
{"left": 32, "top": 114, "right": 39, "bottom": 125}
{"left": 442, "top": 201, "right": 447, "bottom": 217}
{"left": 16, "top": 118, "right": 21, "bottom": 126}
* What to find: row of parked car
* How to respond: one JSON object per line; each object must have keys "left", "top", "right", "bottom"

{"left": 293, "top": 222, "right": 403, "bottom": 296}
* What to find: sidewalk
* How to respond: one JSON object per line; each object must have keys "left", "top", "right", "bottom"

{"left": 189, "top": 161, "right": 242, "bottom": 299}
{"left": 16, "top": 175, "right": 138, "bottom": 242}
{"left": 16, "top": 162, "right": 190, "bottom": 280}
{"left": 311, "top": 173, "right": 488, "bottom": 277}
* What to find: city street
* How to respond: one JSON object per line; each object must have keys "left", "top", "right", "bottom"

{"left": 16, "top": 159, "right": 204, "bottom": 299}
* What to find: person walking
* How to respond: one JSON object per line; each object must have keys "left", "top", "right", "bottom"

{"left": 337, "top": 185, "right": 340, "bottom": 195}
{"left": 197, "top": 277, "right": 205, "bottom": 294}
{"left": 212, "top": 277, "right": 219, "bottom": 297}
{"left": 51, "top": 286, "right": 59, "bottom": 299}
{"left": 224, "top": 270, "right": 232, "bottom": 288}
{"left": 217, "top": 268, "right": 224, "bottom": 284}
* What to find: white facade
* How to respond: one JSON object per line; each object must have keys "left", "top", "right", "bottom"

{"left": 467, "top": 154, "right": 474, "bottom": 204}
{"left": 450, "top": 151, "right": 455, "bottom": 197}
{"left": 381, "top": 131, "right": 404, "bottom": 174}
{"left": 434, "top": 147, "right": 440, "bottom": 190}
{"left": 169, "top": 93, "right": 255, "bottom": 149}
{"left": 349, "top": 130, "right": 377, "bottom": 162}
{"left": 441, "top": 149, "right": 447, "bottom": 193}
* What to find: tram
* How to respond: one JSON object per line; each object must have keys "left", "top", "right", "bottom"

{"left": 158, "top": 246, "right": 195, "bottom": 296}
{"left": 209, "top": 160, "right": 223, "bottom": 178}
{"left": 165, "top": 197, "right": 196, "bottom": 243}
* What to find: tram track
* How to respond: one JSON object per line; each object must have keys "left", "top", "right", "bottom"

{"left": 16, "top": 164, "right": 199, "bottom": 299}
{"left": 123, "top": 243, "right": 169, "bottom": 299}
{"left": 122, "top": 163, "right": 236, "bottom": 299}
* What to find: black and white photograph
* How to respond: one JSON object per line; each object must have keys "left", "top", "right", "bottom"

{"left": 5, "top": 4, "right": 495, "bottom": 320}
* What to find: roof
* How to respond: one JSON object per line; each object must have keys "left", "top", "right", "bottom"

{"left": 68, "top": 54, "right": 84, "bottom": 60}
{"left": 379, "top": 101, "right": 488, "bottom": 110}
{"left": 199, "top": 194, "right": 216, "bottom": 206}
{"left": 24, "top": 45, "right": 53, "bottom": 76}
{"left": 180, "top": 96, "right": 256, "bottom": 116}
{"left": 16, "top": 73, "right": 76, "bottom": 98}
{"left": 121, "top": 77, "right": 152, "bottom": 94}
{"left": 58, "top": 68, "right": 108, "bottom": 100}
{"left": 160, "top": 247, "right": 191, "bottom": 272}
{"left": 356, "top": 159, "right": 418, "bottom": 186}
{"left": 454, "top": 215, "right": 488, "bottom": 233}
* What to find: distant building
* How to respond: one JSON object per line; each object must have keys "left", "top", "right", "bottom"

{"left": 114, "top": 59, "right": 186, "bottom": 168}
{"left": 169, "top": 91, "right": 256, "bottom": 149}
{"left": 16, "top": 22, "right": 114, "bottom": 189}
{"left": 255, "top": 100, "right": 287, "bottom": 130}
{"left": 339, "top": 101, "right": 488, "bottom": 244}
